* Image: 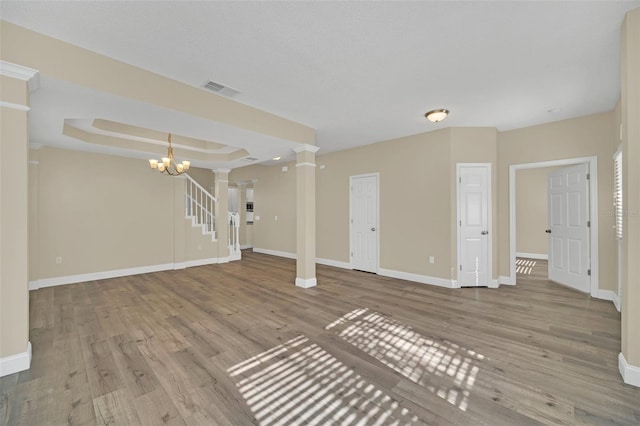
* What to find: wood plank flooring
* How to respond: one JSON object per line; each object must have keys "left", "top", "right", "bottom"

{"left": 1, "top": 252, "right": 638, "bottom": 425}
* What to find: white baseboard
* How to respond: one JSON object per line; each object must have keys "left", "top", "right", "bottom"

{"left": 612, "top": 292, "right": 621, "bottom": 312}
{"left": 28, "top": 257, "right": 233, "bottom": 290}
{"left": 0, "top": 342, "right": 31, "bottom": 377}
{"left": 378, "top": 268, "right": 456, "bottom": 289}
{"left": 516, "top": 252, "right": 548, "bottom": 260}
{"left": 316, "top": 257, "right": 351, "bottom": 270}
{"left": 253, "top": 247, "right": 296, "bottom": 260}
{"left": 489, "top": 279, "right": 499, "bottom": 289}
{"left": 595, "top": 289, "right": 622, "bottom": 312}
{"left": 252, "top": 248, "right": 352, "bottom": 271}
{"left": 499, "top": 275, "right": 516, "bottom": 285}
{"left": 176, "top": 257, "right": 223, "bottom": 269}
{"left": 295, "top": 277, "right": 317, "bottom": 288}
{"left": 619, "top": 352, "right": 640, "bottom": 388}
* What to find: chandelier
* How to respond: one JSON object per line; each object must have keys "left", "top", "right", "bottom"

{"left": 148, "top": 133, "right": 190, "bottom": 175}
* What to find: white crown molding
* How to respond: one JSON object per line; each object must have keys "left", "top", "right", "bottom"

{"left": 0, "top": 61, "right": 40, "bottom": 91}
{"left": 29, "top": 143, "right": 44, "bottom": 150}
{"left": 296, "top": 162, "right": 317, "bottom": 167}
{"left": 0, "top": 342, "right": 31, "bottom": 377}
{"left": 619, "top": 353, "right": 640, "bottom": 388}
{"left": 214, "top": 168, "right": 231, "bottom": 174}
{"left": 292, "top": 144, "right": 320, "bottom": 154}
{"left": 0, "top": 101, "right": 30, "bottom": 112}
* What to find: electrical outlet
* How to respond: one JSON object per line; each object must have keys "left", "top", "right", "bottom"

{"left": 429, "top": 256, "right": 435, "bottom": 264}
{"left": 55, "top": 256, "right": 62, "bottom": 264}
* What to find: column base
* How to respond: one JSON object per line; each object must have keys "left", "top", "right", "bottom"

{"left": 619, "top": 352, "right": 640, "bottom": 388}
{"left": 295, "top": 277, "right": 317, "bottom": 288}
{"left": 0, "top": 341, "right": 31, "bottom": 377}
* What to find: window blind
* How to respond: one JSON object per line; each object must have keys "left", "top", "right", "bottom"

{"left": 614, "top": 151, "right": 623, "bottom": 240}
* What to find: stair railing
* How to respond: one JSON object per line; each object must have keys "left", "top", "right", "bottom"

{"left": 185, "top": 174, "right": 216, "bottom": 238}
{"left": 228, "top": 212, "right": 241, "bottom": 256}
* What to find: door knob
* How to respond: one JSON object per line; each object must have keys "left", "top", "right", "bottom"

{"left": 545, "top": 229, "right": 552, "bottom": 234}
{"left": 481, "top": 230, "right": 488, "bottom": 235}
{"left": 371, "top": 227, "right": 376, "bottom": 231}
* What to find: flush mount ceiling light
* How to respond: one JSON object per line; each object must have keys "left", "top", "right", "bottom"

{"left": 425, "top": 109, "right": 449, "bottom": 123}
{"left": 148, "top": 133, "right": 190, "bottom": 175}
{"left": 272, "top": 156, "right": 281, "bottom": 161}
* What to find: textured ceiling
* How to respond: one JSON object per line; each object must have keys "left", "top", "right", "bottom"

{"left": 1, "top": 1, "right": 638, "bottom": 163}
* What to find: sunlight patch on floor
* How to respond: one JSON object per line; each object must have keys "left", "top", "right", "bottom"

{"left": 228, "top": 335, "right": 420, "bottom": 425}
{"left": 326, "top": 308, "right": 483, "bottom": 412}
{"left": 516, "top": 258, "right": 537, "bottom": 275}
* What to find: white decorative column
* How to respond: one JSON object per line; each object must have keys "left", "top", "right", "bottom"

{"left": 0, "top": 61, "right": 38, "bottom": 376}
{"left": 214, "top": 169, "right": 230, "bottom": 262}
{"left": 293, "top": 144, "right": 320, "bottom": 288}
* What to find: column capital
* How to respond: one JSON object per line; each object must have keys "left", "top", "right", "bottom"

{"left": 292, "top": 144, "right": 320, "bottom": 154}
{"left": 0, "top": 61, "right": 40, "bottom": 91}
{"left": 213, "top": 168, "right": 231, "bottom": 175}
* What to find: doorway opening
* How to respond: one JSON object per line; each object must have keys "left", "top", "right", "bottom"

{"left": 509, "top": 156, "right": 599, "bottom": 296}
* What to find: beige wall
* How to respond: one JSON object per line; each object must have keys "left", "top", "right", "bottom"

{"left": 0, "top": 76, "right": 30, "bottom": 359}
{"left": 231, "top": 164, "right": 297, "bottom": 254}
{"left": 30, "top": 147, "right": 219, "bottom": 281}
{"left": 498, "top": 112, "right": 617, "bottom": 291}
{"left": 186, "top": 167, "right": 215, "bottom": 194}
{"left": 449, "top": 128, "right": 499, "bottom": 279}
{"left": 515, "top": 166, "right": 562, "bottom": 256}
{"left": 620, "top": 8, "right": 640, "bottom": 368}
{"left": 318, "top": 129, "right": 454, "bottom": 277}
{"left": 231, "top": 129, "right": 466, "bottom": 279}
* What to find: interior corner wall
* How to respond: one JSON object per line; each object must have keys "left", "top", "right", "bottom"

{"left": 497, "top": 111, "right": 618, "bottom": 292}
{"left": 316, "top": 129, "right": 454, "bottom": 278}
{"left": 31, "top": 147, "right": 184, "bottom": 281}
{"left": 230, "top": 164, "right": 297, "bottom": 255}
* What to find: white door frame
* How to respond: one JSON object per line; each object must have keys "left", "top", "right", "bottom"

{"left": 508, "top": 156, "right": 599, "bottom": 297}
{"left": 457, "top": 163, "right": 493, "bottom": 288}
{"left": 349, "top": 173, "right": 380, "bottom": 272}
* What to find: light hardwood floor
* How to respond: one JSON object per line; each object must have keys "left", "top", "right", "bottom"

{"left": 1, "top": 252, "right": 638, "bottom": 425}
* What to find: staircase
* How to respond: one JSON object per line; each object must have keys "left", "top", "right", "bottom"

{"left": 184, "top": 174, "right": 241, "bottom": 260}
{"left": 185, "top": 174, "right": 216, "bottom": 241}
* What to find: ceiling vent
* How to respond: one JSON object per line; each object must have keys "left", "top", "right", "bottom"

{"left": 203, "top": 80, "right": 241, "bottom": 98}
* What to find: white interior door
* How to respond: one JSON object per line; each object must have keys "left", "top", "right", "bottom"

{"left": 458, "top": 164, "right": 491, "bottom": 287}
{"left": 350, "top": 174, "right": 378, "bottom": 273}
{"left": 547, "top": 164, "right": 590, "bottom": 292}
